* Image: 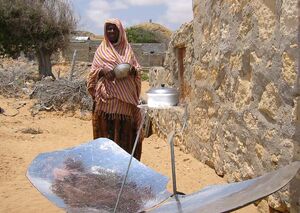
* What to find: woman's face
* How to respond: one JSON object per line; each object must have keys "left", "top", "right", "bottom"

{"left": 106, "top": 23, "right": 119, "bottom": 44}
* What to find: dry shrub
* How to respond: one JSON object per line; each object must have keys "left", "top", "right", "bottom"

{"left": 30, "top": 78, "right": 92, "bottom": 112}
{"left": 0, "top": 58, "right": 93, "bottom": 114}
{"left": 0, "top": 65, "right": 38, "bottom": 97}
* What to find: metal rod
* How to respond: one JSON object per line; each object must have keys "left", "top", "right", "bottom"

{"left": 167, "top": 130, "right": 177, "bottom": 198}
{"left": 113, "top": 110, "right": 146, "bottom": 213}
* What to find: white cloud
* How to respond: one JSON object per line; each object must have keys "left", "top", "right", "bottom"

{"left": 125, "top": 0, "right": 193, "bottom": 26}
{"left": 76, "top": 0, "right": 193, "bottom": 34}
{"left": 81, "top": 0, "right": 128, "bottom": 32}
{"left": 126, "top": 0, "right": 167, "bottom": 6}
{"left": 122, "top": 19, "right": 141, "bottom": 29}
{"left": 124, "top": 0, "right": 193, "bottom": 24}
{"left": 163, "top": 0, "right": 193, "bottom": 24}
{"left": 85, "top": 0, "right": 111, "bottom": 30}
{"left": 111, "top": 1, "right": 128, "bottom": 10}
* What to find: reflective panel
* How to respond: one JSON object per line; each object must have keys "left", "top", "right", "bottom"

{"left": 27, "top": 137, "right": 300, "bottom": 213}
{"left": 27, "top": 138, "right": 171, "bottom": 213}
{"left": 149, "top": 161, "right": 300, "bottom": 213}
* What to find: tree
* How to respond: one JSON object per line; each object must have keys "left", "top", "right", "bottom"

{"left": 0, "top": 0, "right": 76, "bottom": 78}
{"left": 126, "top": 27, "right": 160, "bottom": 43}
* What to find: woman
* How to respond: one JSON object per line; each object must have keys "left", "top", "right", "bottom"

{"left": 87, "top": 18, "right": 143, "bottom": 160}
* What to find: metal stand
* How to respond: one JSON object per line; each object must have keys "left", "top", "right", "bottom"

{"left": 167, "top": 130, "right": 178, "bottom": 198}
{"left": 114, "top": 104, "right": 187, "bottom": 212}
{"left": 113, "top": 109, "right": 147, "bottom": 213}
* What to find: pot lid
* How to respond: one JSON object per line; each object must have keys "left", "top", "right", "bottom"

{"left": 146, "top": 87, "right": 178, "bottom": 95}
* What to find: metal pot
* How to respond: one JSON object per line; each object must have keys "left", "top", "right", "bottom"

{"left": 146, "top": 87, "right": 179, "bottom": 107}
{"left": 113, "top": 63, "right": 132, "bottom": 79}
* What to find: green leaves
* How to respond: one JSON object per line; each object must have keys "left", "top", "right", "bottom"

{"left": 126, "top": 27, "right": 160, "bottom": 43}
{"left": 0, "top": 0, "right": 76, "bottom": 56}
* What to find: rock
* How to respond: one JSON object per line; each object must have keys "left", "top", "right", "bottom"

{"left": 258, "top": 83, "right": 280, "bottom": 120}
{"left": 268, "top": 194, "right": 288, "bottom": 212}
{"left": 257, "top": 199, "right": 269, "bottom": 213}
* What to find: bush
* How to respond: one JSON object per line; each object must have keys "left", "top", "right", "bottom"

{"left": 126, "top": 27, "right": 159, "bottom": 43}
{"left": 141, "top": 72, "right": 149, "bottom": 81}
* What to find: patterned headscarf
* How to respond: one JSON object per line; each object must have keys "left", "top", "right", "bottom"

{"left": 92, "top": 18, "right": 140, "bottom": 71}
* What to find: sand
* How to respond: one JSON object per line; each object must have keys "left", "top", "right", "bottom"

{"left": 0, "top": 81, "right": 259, "bottom": 213}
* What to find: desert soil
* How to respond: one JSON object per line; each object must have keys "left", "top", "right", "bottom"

{"left": 0, "top": 81, "right": 259, "bottom": 213}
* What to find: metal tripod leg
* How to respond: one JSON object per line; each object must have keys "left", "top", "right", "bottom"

{"left": 113, "top": 110, "right": 147, "bottom": 213}
{"left": 167, "top": 130, "right": 178, "bottom": 199}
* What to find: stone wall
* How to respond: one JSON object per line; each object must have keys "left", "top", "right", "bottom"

{"left": 148, "top": 22, "right": 194, "bottom": 149}
{"left": 62, "top": 41, "right": 166, "bottom": 67}
{"left": 149, "top": 0, "right": 299, "bottom": 212}
{"left": 63, "top": 41, "right": 91, "bottom": 62}
{"left": 131, "top": 43, "right": 166, "bottom": 67}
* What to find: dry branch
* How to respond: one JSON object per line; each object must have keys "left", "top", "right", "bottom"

{"left": 30, "top": 78, "right": 93, "bottom": 113}
{"left": 0, "top": 67, "right": 37, "bottom": 97}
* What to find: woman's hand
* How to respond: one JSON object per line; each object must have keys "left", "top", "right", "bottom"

{"left": 104, "top": 70, "right": 115, "bottom": 81}
{"left": 102, "top": 66, "right": 115, "bottom": 81}
{"left": 130, "top": 66, "right": 137, "bottom": 76}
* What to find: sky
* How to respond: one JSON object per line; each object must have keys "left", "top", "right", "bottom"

{"left": 71, "top": 0, "right": 193, "bottom": 35}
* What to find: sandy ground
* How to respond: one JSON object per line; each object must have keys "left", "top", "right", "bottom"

{"left": 0, "top": 82, "right": 259, "bottom": 213}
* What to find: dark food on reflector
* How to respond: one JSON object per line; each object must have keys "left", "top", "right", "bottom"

{"left": 51, "top": 158, "right": 155, "bottom": 212}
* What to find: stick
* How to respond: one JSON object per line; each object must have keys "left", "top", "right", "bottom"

{"left": 69, "top": 49, "right": 77, "bottom": 81}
